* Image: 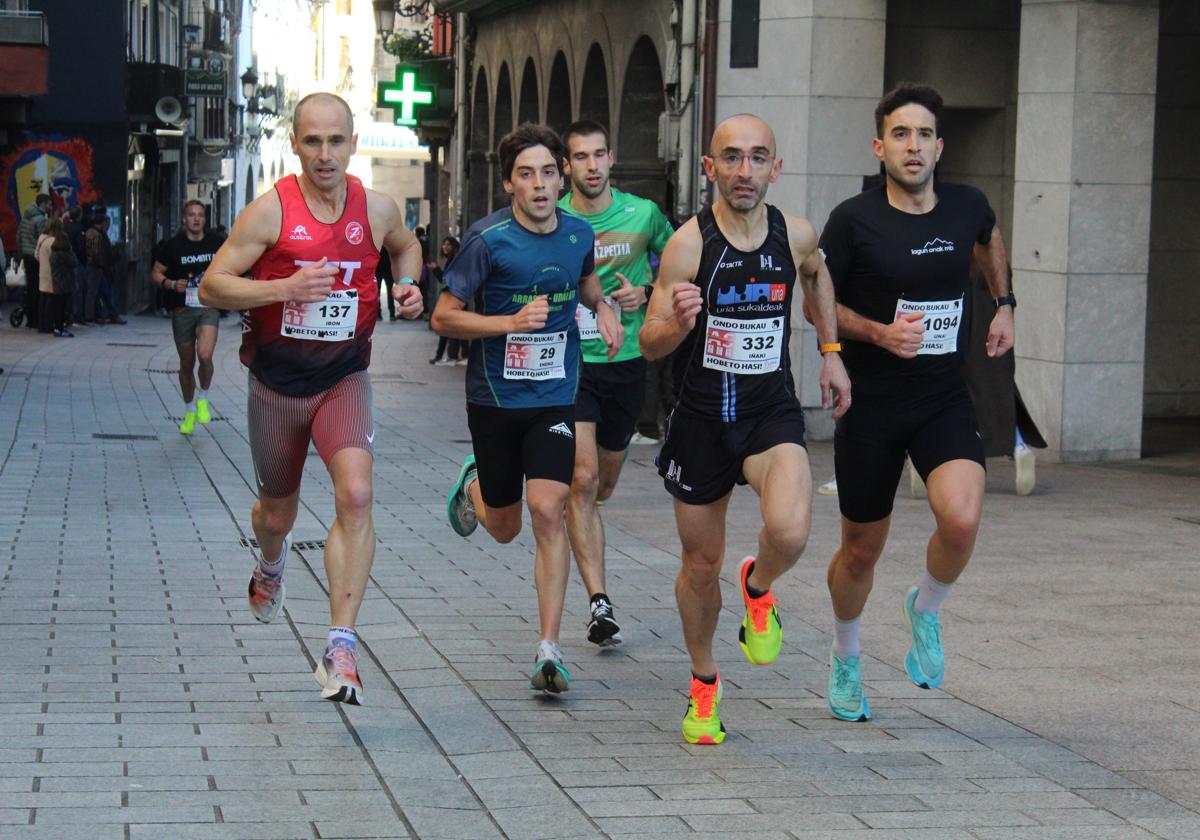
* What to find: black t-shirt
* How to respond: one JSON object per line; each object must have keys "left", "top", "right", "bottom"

{"left": 153, "top": 230, "right": 225, "bottom": 310}
{"left": 820, "top": 183, "right": 995, "bottom": 393}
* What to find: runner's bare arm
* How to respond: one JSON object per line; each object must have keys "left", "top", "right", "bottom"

{"left": 432, "top": 291, "right": 551, "bottom": 339}
{"left": 973, "top": 225, "right": 1014, "bottom": 357}
{"left": 788, "top": 215, "right": 851, "bottom": 417}
{"left": 369, "top": 191, "right": 423, "bottom": 319}
{"left": 200, "top": 192, "right": 337, "bottom": 309}
{"left": 151, "top": 261, "right": 183, "bottom": 294}
{"left": 835, "top": 298, "right": 924, "bottom": 360}
{"left": 580, "top": 270, "right": 624, "bottom": 360}
{"left": 638, "top": 219, "right": 702, "bottom": 360}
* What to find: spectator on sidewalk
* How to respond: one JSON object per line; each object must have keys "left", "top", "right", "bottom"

{"left": 429, "top": 236, "right": 463, "bottom": 364}
{"left": 48, "top": 221, "right": 77, "bottom": 337}
{"left": 18, "top": 193, "right": 52, "bottom": 330}
{"left": 64, "top": 206, "right": 89, "bottom": 323}
{"left": 84, "top": 212, "right": 126, "bottom": 325}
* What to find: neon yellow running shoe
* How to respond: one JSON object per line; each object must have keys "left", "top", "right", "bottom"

{"left": 682, "top": 673, "right": 725, "bottom": 745}
{"left": 737, "top": 556, "right": 782, "bottom": 665}
{"left": 179, "top": 411, "right": 196, "bottom": 435}
{"left": 196, "top": 398, "right": 211, "bottom": 424}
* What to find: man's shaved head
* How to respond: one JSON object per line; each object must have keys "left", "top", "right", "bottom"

{"left": 293, "top": 92, "right": 355, "bottom": 135}
{"left": 709, "top": 113, "right": 776, "bottom": 158}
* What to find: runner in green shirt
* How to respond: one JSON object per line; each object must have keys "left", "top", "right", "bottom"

{"left": 558, "top": 120, "right": 675, "bottom": 646}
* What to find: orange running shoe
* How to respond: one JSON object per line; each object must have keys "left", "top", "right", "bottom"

{"left": 682, "top": 673, "right": 725, "bottom": 745}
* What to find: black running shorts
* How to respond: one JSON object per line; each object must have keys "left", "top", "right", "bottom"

{"left": 575, "top": 357, "right": 646, "bottom": 452}
{"left": 656, "top": 399, "right": 807, "bottom": 506}
{"left": 466, "top": 403, "right": 576, "bottom": 508}
{"left": 834, "top": 382, "right": 986, "bottom": 523}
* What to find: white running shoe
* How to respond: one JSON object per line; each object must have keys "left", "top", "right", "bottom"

{"left": 1015, "top": 444, "right": 1036, "bottom": 496}
{"left": 247, "top": 533, "right": 290, "bottom": 623}
{"left": 817, "top": 476, "right": 838, "bottom": 496}
{"left": 314, "top": 640, "right": 364, "bottom": 705}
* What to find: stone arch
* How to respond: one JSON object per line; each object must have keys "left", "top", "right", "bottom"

{"left": 256, "top": 163, "right": 265, "bottom": 196}
{"left": 579, "top": 43, "right": 609, "bottom": 128}
{"left": 467, "top": 64, "right": 490, "bottom": 226}
{"left": 492, "top": 62, "right": 514, "bottom": 211}
{"left": 615, "top": 35, "right": 667, "bottom": 208}
{"left": 545, "top": 51, "right": 572, "bottom": 136}
{"left": 518, "top": 57, "right": 539, "bottom": 125}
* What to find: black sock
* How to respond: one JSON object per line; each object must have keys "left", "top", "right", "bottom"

{"left": 744, "top": 562, "right": 769, "bottom": 599}
{"left": 692, "top": 671, "right": 718, "bottom": 685}
{"left": 590, "top": 592, "right": 610, "bottom": 606}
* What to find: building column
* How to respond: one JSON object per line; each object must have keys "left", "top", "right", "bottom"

{"left": 1011, "top": 0, "right": 1159, "bottom": 461}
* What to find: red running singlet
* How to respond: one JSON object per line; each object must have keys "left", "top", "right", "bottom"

{"left": 242, "top": 174, "right": 380, "bottom": 396}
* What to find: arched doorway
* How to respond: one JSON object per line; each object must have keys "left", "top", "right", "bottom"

{"left": 546, "top": 51, "right": 571, "bottom": 135}
{"left": 579, "top": 44, "right": 609, "bottom": 128}
{"left": 256, "top": 164, "right": 265, "bottom": 197}
{"left": 518, "top": 57, "right": 539, "bottom": 125}
{"left": 467, "top": 65, "right": 490, "bottom": 226}
{"left": 615, "top": 36, "right": 668, "bottom": 209}
{"left": 245, "top": 165, "right": 255, "bottom": 207}
{"left": 492, "top": 63, "right": 514, "bottom": 213}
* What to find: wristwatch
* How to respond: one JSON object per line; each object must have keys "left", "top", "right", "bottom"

{"left": 993, "top": 292, "right": 1016, "bottom": 310}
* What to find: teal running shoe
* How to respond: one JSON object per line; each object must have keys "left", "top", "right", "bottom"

{"left": 828, "top": 651, "right": 870, "bottom": 721}
{"left": 529, "top": 640, "right": 570, "bottom": 693}
{"left": 901, "top": 585, "right": 944, "bottom": 688}
{"left": 447, "top": 454, "right": 478, "bottom": 537}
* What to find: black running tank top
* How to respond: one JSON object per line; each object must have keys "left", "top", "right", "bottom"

{"left": 674, "top": 204, "right": 798, "bottom": 420}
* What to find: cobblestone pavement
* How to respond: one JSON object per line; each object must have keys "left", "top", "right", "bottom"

{"left": 1, "top": 314, "right": 1198, "bottom": 839}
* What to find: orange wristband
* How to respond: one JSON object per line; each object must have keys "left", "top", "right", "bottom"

{"left": 819, "top": 342, "right": 842, "bottom": 354}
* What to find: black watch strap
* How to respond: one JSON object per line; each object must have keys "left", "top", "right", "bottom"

{"left": 993, "top": 292, "right": 1016, "bottom": 310}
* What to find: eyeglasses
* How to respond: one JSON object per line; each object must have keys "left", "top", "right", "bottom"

{"left": 713, "top": 151, "right": 774, "bottom": 171}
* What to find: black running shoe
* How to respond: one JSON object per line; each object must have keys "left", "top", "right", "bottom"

{"left": 587, "top": 596, "right": 623, "bottom": 646}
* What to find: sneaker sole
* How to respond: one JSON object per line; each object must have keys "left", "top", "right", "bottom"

{"left": 248, "top": 579, "right": 286, "bottom": 623}
{"left": 314, "top": 662, "right": 364, "bottom": 705}
{"left": 683, "top": 726, "right": 726, "bottom": 745}
{"left": 828, "top": 696, "right": 871, "bottom": 722}
{"left": 1015, "top": 448, "right": 1036, "bottom": 496}
{"left": 587, "top": 620, "right": 623, "bottom": 646}
{"left": 529, "top": 660, "right": 570, "bottom": 693}
{"left": 446, "top": 456, "right": 478, "bottom": 537}
{"left": 900, "top": 590, "right": 943, "bottom": 689}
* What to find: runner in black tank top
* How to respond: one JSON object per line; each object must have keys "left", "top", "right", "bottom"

{"left": 639, "top": 114, "right": 850, "bottom": 746}
{"left": 674, "top": 203, "right": 797, "bottom": 421}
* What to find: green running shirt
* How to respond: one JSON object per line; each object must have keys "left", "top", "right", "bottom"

{"left": 558, "top": 187, "right": 674, "bottom": 363}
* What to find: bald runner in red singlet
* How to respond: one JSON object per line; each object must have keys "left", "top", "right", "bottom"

{"left": 203, "top": 92, "right": 423, "bottom": 706}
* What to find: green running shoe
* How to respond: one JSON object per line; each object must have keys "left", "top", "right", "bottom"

{"left": 529, "top": 640, "right": 570, "bottom": 693}
{"left": 737, "top": 556, "right": 782, "bottom": 665}
{"left": 682, "top": 673, "right": 725, "bottom": 745}
{"left": 902, "top": 586, "right": 944, "bottom": 688}
{"left": 447, "top": 454, "right": 478, "bottom": 537}
{"left": 828, "top": 651, "right": 870, "bottom": 721}
{"left": 196, "top": 398, "right": 212, "bottom": 424}
{"left": 179, "top": 411, "right": 196, "bottom": 435}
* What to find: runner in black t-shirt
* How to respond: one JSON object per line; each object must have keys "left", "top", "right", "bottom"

{"left": 816, "top": 84, "right": 1015, "bottom": 723}
{"left": 640, "top": 114, "right": 849, "bottom": 744}
{"left": 151, "top": 200, "right": 225, "bottom": 434}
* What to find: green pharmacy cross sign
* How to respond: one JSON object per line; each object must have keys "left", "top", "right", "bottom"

{"left": 377, "top": 65, "right": 434, "bottom": 127}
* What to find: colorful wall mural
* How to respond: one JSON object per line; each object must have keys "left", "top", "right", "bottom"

{"left": 0, "top": 135, "right": 101, "bottom": 252}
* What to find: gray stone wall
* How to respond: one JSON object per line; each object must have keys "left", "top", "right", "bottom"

{"left": 1146, "top": 0, "right": 1200, "bottom": 417}
{"left": 1012, "top": 0, "right": 1159, "bottom": 462}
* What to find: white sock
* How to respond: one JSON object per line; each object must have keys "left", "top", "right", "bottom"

{"left": 185, "top": 399, "right": 196, "bottom": 414}
{"left": 832, "top": 616, "right": 861, "bottom": 659}
{"left": 257, "top": 540, "right": 287, "bottom": 577}
{"left": 197, "top": 389, "right": 208, "bottom": 402}
{"left": 914, "top": 570, "right": 953, "bottom": 615}
{"left": 329, "top": 626, "right": 357, "bottom": 649}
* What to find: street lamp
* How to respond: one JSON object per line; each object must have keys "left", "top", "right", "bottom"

{"left": 372, "top": 0, "right": 396, "bottom": 35}
{"left": 240, "top": 67, "right": 259, "bottom": 101}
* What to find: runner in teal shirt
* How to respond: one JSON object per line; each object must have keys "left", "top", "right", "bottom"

{"left": 557, "top": 120, "right": 675, "bottom": 647}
